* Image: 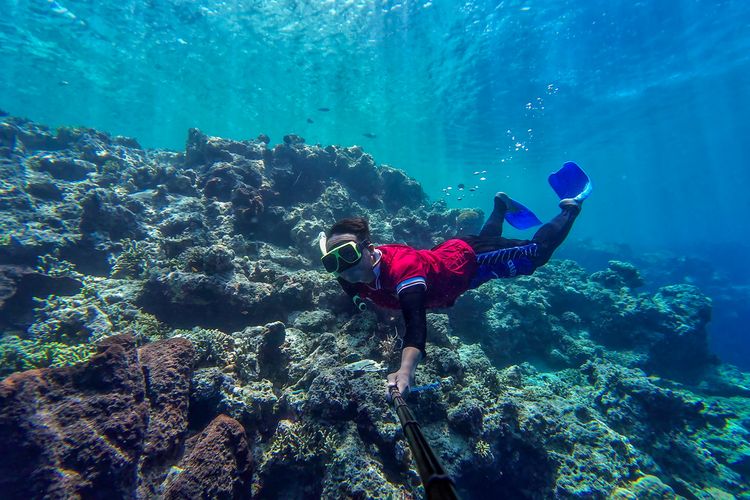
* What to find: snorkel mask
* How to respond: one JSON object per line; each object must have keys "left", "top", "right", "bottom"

{"left": 318, "top": 232, "right": 370, "bottom": 274}
{"left": 319, "top": 232, "right": 370, "bottom": 311}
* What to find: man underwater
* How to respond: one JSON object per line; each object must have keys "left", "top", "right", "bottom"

{"left": 319, "top": 162, "right": 592, "bottom": 398}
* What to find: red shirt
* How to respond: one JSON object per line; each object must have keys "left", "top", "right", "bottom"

{"left": 350, "top": 239, "right": 477, "bottom": 309}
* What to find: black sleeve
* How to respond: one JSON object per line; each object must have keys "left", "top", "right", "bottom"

{"left": 398, "top": 285, "right": 428, "bottom": 359}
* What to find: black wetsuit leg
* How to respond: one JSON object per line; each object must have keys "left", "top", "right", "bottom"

{"left": 478, "top": 196, "right": 508, "bottom": 237}
{"left": 457, "top": 205, "right": 580, "bottom": 287}
{"left": 528, "top": 205, "right": 580, "bottom": 267}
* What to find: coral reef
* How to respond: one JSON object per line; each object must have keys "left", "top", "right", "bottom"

{"left": 163, "top": 415, "right": 253, "bottom": 500}
{"left": 449, "top": 260, "right": 717, "bottom": 380}
{"left": 1, "top": 114, "right": 748, "bottom": 498}
{"left": 0, "top": 334, "right": 252, "bottom": 499}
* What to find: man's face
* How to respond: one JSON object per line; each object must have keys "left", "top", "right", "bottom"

{"left": 327, "top": 233, "right": 376, "bottom": 284}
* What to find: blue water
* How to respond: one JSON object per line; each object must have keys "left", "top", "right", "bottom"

{"left": 2, "top": 0, "right": 749, "bottom": 365}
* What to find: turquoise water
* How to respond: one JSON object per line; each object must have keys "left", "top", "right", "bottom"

{"left": 2, "top": 0, "right": 750, "bottom": 360}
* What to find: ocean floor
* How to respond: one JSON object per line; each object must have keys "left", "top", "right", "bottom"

{"left": 0, "top": 113, "right": 748, "bottom": 499}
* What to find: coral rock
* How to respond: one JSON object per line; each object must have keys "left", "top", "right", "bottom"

{"left": 0, "top": 335, "right": 149, "bottom": 499}
{"left": 164, "top": 414, "right": 252, "bottom": 500}
{"left": 0, "top": 264, "right": 82, "bottom": 329}
{"left": 139, "top": 338, "right": 195, "bottom": 466}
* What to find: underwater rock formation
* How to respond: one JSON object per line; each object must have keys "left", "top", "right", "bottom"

{"left": 163, "top": 414, "right": 252, "bottom": 500}
{"left": 0, "top": 264, "right": 82, "bottom": 329}
{"left": 0, "top": 335, "right": 148, "bottom": 498}
{"left": 450, "top": 260, "right": 717, "bottom": 380}
{"left": 1, "top": 113, "right": 749, "bottom": 499}
{"left": 0, "top": 334, "right": 252, "bottom": 498}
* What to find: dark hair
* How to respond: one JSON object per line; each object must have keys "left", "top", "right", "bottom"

{"left": 327, "top": 217, "right": 371, "bottom": 242}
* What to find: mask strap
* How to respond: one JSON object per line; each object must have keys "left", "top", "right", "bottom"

{"left": 318, "top": 231, "right": 328, "bottom": 255}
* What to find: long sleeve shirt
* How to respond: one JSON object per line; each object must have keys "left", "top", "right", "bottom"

{"left": 337, "top": 239, "right": 477, "bottom": 356}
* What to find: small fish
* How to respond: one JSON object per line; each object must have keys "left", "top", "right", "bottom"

{"left": 344, "top": 359, "right": 385, "bottom": 373}
{"left": 457, "top": 197, "right": 463, "bottom": 201}
{"left": 479, "top": 177, "right": 486, "bottom": 181}
{"left": 318, "top": 107, "right": 330, "bottom": 112}
{"left": 307, "top": 118, "right": 314, "bottom": 123}
{"left": 362, "top": 132, "right": 377, "bottom": 139}
{"left": 473, "top": 171, "right": 480, "bottom": 175}
{"left": 469, "top": 187, "right": 476, "bottom": 192}
{"left": 58, "top": 80, "right": 69, "bottom": 86}
{"left": 457, "top": 183, "right": 464, "bottom": 190}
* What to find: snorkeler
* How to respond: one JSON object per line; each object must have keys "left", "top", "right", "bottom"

{"left": 319, "top": 162, "right": 591, "bottom": 398}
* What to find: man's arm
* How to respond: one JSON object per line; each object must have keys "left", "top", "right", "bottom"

{"left": 399, "top": 285, "right": 427, "bottom": 359}
{"left": 387, "top": 285, "right": 427, "bottom": 397}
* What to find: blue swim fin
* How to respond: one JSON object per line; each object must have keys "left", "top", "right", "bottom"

{"left": 548, "top": 162, "right": 592, "bottom": 201}
{"left": 504, "top": 198, "right": 543, "bottom": 230}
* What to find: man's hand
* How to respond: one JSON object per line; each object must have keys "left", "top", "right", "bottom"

{"left": 386, "top": 369, "right": 413, "bottom": 401}
{"left": 385, "top": 346, "right": 422, "bottom": 401}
